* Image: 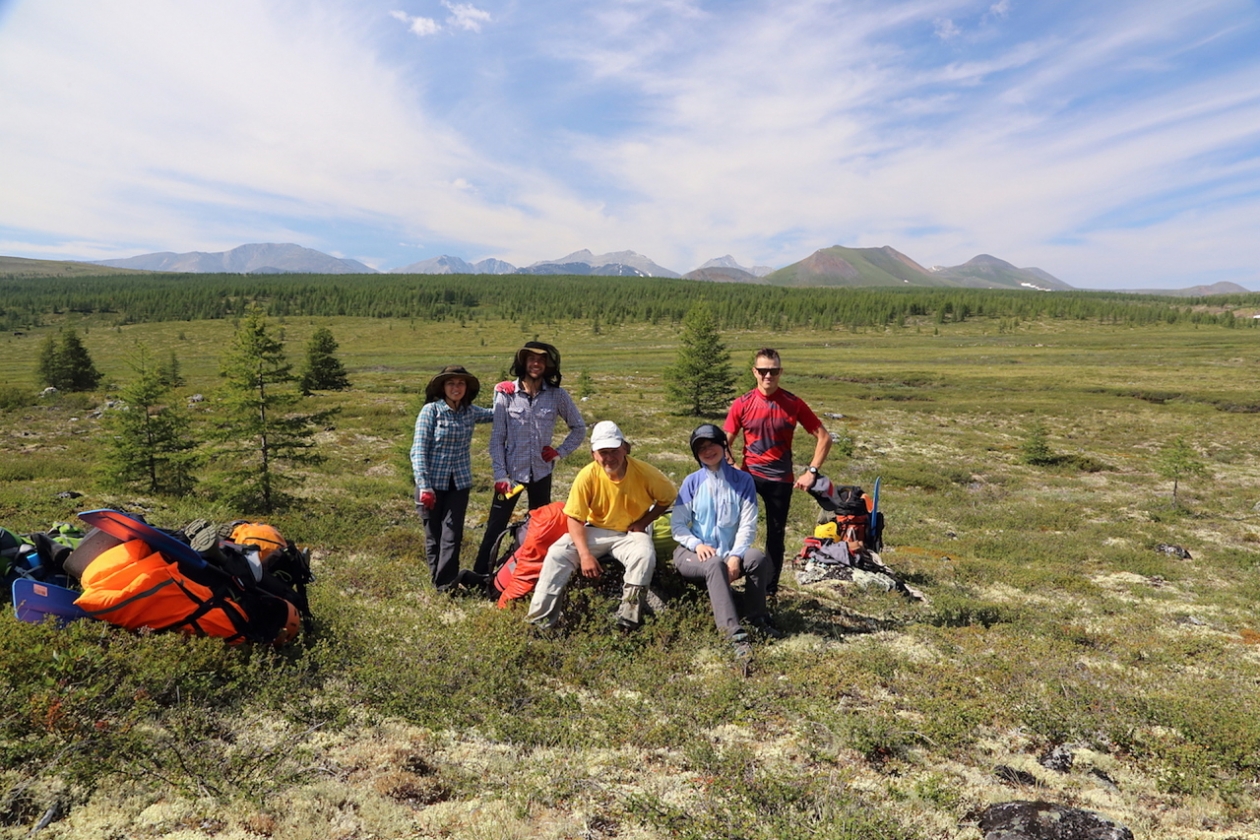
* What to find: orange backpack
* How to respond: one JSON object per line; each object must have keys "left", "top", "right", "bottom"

{"left": 75, "top": 539, "right": 297, "bottom": 644}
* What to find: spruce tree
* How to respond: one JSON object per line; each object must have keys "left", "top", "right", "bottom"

{"left": 664, "top": 303, "right": 738, "bottom": 416}
{"left": 299, "top": 327, "right": 350, "bottom": 395}
{"left": 157, "top": 348, "right": 185, "bottom": 388}
{"left": 100, "top": 345, "right": 199, "bottom": 494}
{"left": 1154, "top": 435, "right": 1207, "bottom": 506}
{"left": 36, "top": 328, "right": 102, "bottom": 391}
{"left": 211, "top": 307, "right": 335, "bottom": 513}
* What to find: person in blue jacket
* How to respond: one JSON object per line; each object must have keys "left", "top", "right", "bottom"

{"left": 670, "top": 424, "right": 783, "bottom": 655}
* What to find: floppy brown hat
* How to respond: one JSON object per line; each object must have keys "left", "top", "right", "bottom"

{"left": 425, "top": 364, "right": 481, "bottom": 405}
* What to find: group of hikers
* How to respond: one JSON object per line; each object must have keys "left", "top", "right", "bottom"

{"left": 410, "top": 342, "right": 832, "bottom": 656}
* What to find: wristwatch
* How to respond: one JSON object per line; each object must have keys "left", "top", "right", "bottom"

{"left": 807, "top": 466, "right": 819, "bottom": 475}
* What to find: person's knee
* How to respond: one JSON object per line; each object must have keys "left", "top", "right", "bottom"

{"left": 743, "top": 549, "right": 769, "bottom": 573}
{"left": 616, "top": 532, "right": 656, "bottom": 580}
{"left": 701, "top": 561, "right": 729, "bottom": 585}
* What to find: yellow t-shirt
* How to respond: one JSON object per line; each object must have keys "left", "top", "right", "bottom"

{"left": 564, "top": 457, "right": 677, "bottom": 533}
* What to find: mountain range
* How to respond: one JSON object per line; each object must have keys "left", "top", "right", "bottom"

{"left": 47, "top": 241, "right": 1249, "bottom": 293}
{"left": 94, "top": 243, "right": 375, "bottom": 274}
{"left": 761, "top": 247, "right": 1073, "bottom": 291}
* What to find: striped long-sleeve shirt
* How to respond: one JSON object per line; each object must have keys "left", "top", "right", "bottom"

{"left": 489, "top": 381, "right": 586, "bottom": 485}
{"left": 411, "top": 400, "right": 494, "bottom": 492}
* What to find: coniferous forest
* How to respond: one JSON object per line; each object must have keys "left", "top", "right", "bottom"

{"left": 2, "top": 272, "right": 1257, "bottom": 332}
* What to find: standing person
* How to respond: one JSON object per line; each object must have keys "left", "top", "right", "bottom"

{"left": 724, "top": 348, "right": 831, "bottom": 598}
{"left": 526, "top": 421, "right": 676, "bottom": 631}
{"left": 672, "top": 424, "right": 783, "bottom": 659}
{"left": 411, "top": 365, "right": 494, "bottom": 593}
{"left": 474, "top": 342, "right": 585, "bottom": 575}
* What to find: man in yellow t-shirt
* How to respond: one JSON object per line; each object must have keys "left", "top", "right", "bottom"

{"left": 526, "top": 420, "right": 676, "bottom": 631}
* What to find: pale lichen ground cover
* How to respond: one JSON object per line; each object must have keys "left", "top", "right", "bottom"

{"left": 3, "top": 316, "right": 1260, "bottom": 838}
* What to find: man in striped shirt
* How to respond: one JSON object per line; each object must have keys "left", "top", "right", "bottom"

{"left": 474, "top": 342, "right": 586, "bottom": 575}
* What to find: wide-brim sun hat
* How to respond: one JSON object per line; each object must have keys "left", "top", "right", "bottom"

{"left": 513, "top": 341, "right": 561, "bottom": 375}
{"left": 425, "top": 364, "right": 481, "bottom": 405}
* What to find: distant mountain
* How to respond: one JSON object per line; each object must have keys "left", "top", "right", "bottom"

{"left": 684, "top": 266, "right": 765, "bottom": 284}
{"left": 391, "top": 255, "right": 520, "bottom": 274}
{"left": 1117, "top": 281, "right": 1254, "bottom": 297}
{"left": 523, "top": 249, "right": 680, "bottom": 278}
{"left": 94, "top": 243, "right": 376, "bottom": 274}
{"left": 691, "top": 255, "right": 774, "bottom": 280}
{"left": 391, "top": 255, "right": 475, "bottom": 274}
{"left": 473, "top": 258, "right": 517, "bottom": 275}
{"left": 765, "top": 245, "right": 936, "bottom": 287}
{"left": 929, "top": 254, "right": 1073, "bottom": 291}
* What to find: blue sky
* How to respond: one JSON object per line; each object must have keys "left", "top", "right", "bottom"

{"left": 1, "top": 0, "right": 1257, "bottom": 288}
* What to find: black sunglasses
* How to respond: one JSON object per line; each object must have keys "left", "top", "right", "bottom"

{"left": 754, "top": 367, "right": 782, "bottom": 376}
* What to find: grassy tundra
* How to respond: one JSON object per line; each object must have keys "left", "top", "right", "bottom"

{"left": 1, "top": 281, "right": 1260, "bottom": 839}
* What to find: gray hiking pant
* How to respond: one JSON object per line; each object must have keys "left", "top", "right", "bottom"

{"left": 673, "top": 545, "right": 771, "bottom": 638}
{"left": 526, "top": 527, "right": 655, "bottom": 627}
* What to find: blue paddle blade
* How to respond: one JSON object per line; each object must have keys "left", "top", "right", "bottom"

{"left": 12, "top": 578, "right": 91, "bottom": 627}
{"left": 77, "top": 509, "right": 207, "bottom": 570}
{"left": 870, "top": 475, "right": 881, "bottom": 532}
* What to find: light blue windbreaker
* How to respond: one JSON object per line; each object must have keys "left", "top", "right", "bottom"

{"left": 670, "top": 461, "right": 759, "bottom": 558}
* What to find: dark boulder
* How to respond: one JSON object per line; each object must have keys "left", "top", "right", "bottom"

{"left": 1038, "top": 745, "right": 1074, "bottom": 774}
{"left": 979, "top": 801, "right": 1132, "bottom": 840}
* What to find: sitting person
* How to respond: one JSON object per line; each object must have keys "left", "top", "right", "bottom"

{"left": 671, "top": 424, "right": 783, "bottom": 657}
{"left": 526, "top": 421, "right": 676, "bottom": 631}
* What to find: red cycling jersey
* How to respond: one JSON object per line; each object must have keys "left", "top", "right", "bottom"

{"left": 724, "top": 388, "right": 822, "bottom": 483}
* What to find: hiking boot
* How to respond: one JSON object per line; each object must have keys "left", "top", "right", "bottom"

{"left": 615, "top": 584, "right": 646, "bottom": 631}
{"left": 748, "top": 615, "right": 786, "bottom": 640}
{"left": 184, "top": 519, "right": 220, "bottom": 553}
{"left": 730, "top": 631, "right": 753, "bottom": 676}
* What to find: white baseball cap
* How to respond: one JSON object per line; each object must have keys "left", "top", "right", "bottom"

{"left": 590, "top": 420, "right": 627, "bottom": 451}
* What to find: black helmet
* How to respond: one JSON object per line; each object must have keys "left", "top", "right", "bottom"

{"left": 689, "top": 423, "right": 728, "bottom": 462}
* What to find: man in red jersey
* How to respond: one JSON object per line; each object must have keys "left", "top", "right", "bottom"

{"left": 724, "top": 347, "right": 831, "bottom": 597}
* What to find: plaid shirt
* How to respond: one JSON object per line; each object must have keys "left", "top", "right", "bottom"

{"left": 411, "top": 400, "right": 494, "bottom": 492}
{"left": 490, "top": 381, "right": 587, "bottom": 484}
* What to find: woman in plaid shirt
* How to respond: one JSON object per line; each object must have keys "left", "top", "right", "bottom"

{"left": 411, "top": 365, "right": 493, "bottom": 592}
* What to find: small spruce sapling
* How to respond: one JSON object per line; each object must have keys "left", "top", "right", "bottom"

{"left": 1154, "top": 435, "right": 1207, "bottom": 506}
{"left": 100, "top": 344, "right": 199, "bottom": 494}
{"left": 37, "top": 328, "right": 102, "bottom": 392}
{"left": 211, "top": 306, "right": 337, "bottom": 513}
{"left": 1021, "top": 420, "right": 1057, "bottom": 466}
{"left": 299, "top": 327, "right": 351, "bottom": 395}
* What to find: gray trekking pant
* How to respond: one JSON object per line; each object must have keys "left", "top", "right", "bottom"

{"left": 526, "top": 527, "right": 655, "bottom": 627}
{"left": 673, "top": 546, "right": 771, "bottom": 638}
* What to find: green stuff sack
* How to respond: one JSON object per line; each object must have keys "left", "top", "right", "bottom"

{"left": 651, "top": 512, "right": 678, "bottom": 563}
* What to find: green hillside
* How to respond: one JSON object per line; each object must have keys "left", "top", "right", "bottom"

{"left": 764, "top": 245, "right": 940, "bottom": 287}
{"left": 0, "top": 255, "right": 150, "bottom": 278}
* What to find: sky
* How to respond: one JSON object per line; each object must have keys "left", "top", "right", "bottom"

{"left": 1, "top": 0, "right": 1258, "bottom": 289}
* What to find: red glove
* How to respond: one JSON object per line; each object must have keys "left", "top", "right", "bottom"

{"left": 419, "top": 490, "right": 436, "bottom": 510}
{"left": 541, "top": 446, "right": 560, "bottom": 463}
{"left": 494, "top": 381, "right": 515, "bottom": 396}
{"left": 494, "top": 481, "right": 512, "bottom": 496}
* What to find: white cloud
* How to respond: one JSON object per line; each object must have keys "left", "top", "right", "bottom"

{"left": 0, "top": 0, "right": 1256, "bottom": 286}
{"left": 934, "top": 17, "right": 961, "bottom": 40}
{"left": 989, "top": 0, "right": 1011, "bottom": 18}
{"left": 442, "top": 1, "right": 490, "bottom": 33}
{"left": 391, "top": 9, "right": 440, "bottom": 36}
